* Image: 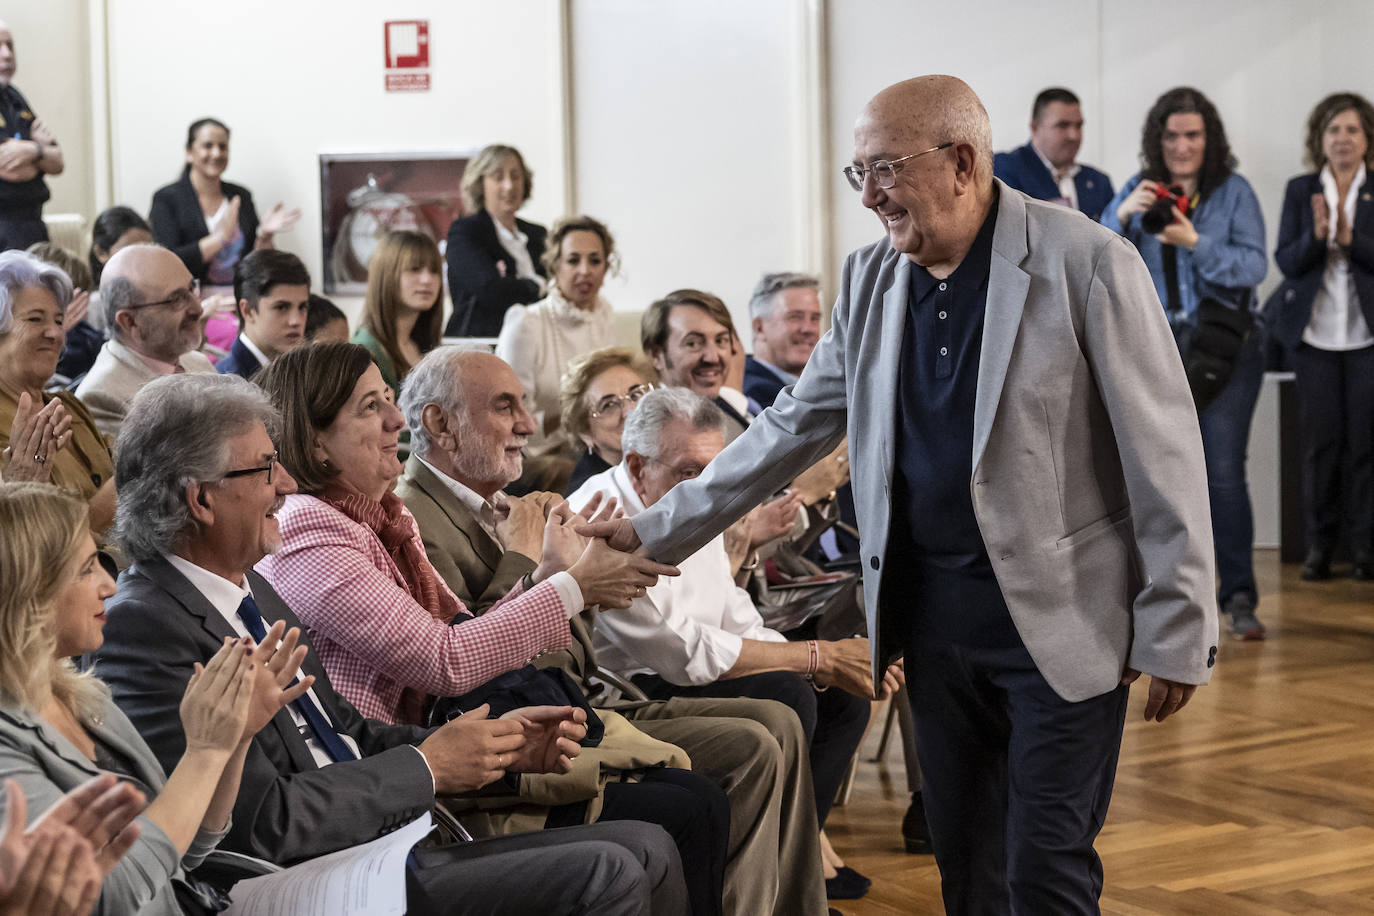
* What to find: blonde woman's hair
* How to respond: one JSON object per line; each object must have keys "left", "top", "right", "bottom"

{"left": 0, "top": 483, "right": 110, "bottom": 723}
{"left": 361, "top": 230, "right": 444, "bottom": 380}
{"left": 461, "top": 144, "right": 532, "bottom": 215}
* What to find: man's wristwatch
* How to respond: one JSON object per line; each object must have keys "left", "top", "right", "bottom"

{"left": 32, "top": 141, "right": 43, "bottom": 162}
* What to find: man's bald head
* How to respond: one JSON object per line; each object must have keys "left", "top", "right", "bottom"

{"left": 851, "top": 75, "right": 996, "bottom": 275}
{"left": 100, "top": 244, "right": 201, "bottom": 361}
{"left": 858, "top": 75, "right": 994, "bottom": 188}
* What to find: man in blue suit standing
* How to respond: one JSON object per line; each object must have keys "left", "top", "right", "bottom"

{"left": 994, "top": 87, "right": 1114, "bottom": 221}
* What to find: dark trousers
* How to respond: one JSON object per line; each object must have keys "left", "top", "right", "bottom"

{"left": 635, "top": 670, "right": 869, "bottom": 826}
{"left": 546, "top": 768, "right": 729, "bottom": 916}
{"left": 1290, "top": 342, "right": 1374, "bottom": 556}
{"left": 906, "top": 637, "right": 1129, "bottom": 916}
{"left": 406, "top": 819, "right": 688, "bottom": 916}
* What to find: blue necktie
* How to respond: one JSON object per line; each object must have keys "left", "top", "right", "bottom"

{"left": 236, "top": 595, "right": 357, "bottom": 763}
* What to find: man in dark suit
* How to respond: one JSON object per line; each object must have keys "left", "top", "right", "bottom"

{"left": 585, "top": 75, "right": 1218, "bottom": 913}
{"left": 396, "top": 346, "right": 831, "bottom": 915}
{"left": 216, "top": 249, "right": 310, "bottom": 379}
{"left": 92, "top": 372, "right": 688, "bottom": 916}
{"left": 743, "top": 272, "right": 823, "bottom": 411}
{"left": 994, "top": 87, "right": 1114, "bottom": 221}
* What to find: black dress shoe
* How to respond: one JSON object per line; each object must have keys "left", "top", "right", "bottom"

{"left": 1300, "top": 549, "right": 1332, "bottom": 581}
{"left": 1355, "top": 553, "right": 1374, "bottom": 581}
{"left": 902, "top": 791, "right": 934, "bottom": 854}
{"left": 825, "top": 866, "right": 871, "bottom": 899}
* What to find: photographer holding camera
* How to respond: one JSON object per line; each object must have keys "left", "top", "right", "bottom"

{"left": 1103, "top": 86, "right": 1269, "bottom": 642}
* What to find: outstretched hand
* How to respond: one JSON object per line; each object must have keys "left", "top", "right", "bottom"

{"left": 1121, "top": 669, "right": 1197, "bottom": 722}
{"left": 573, "top": 516, "right": 642, "bottom": 554}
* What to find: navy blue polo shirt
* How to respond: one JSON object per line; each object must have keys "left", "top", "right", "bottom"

{"left": 885, "top": 190, "right": 1021, "bottom": 648}
{"left": 0, "top": 84, "right": 49, "bottom": 211}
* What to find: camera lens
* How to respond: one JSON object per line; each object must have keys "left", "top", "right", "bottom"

{"left": 1140, "top": 198, "right": 1176, "bottom": 234}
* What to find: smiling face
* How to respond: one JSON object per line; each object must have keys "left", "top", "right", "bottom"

{"left": 582, "top": 363, "right": 650, "bottom": 464}
{"left": 1323, "top": 108, "right": 1369, "bottom": 172}
{"left": 553, "top": 230, "right": 608, "bottom": 310}
{"left": 186, "top": 124, "right": 230, "bottom": 182}
{"left": 207, "top": 423, "right": 297, "bottom": 574}
{"left": 313, "top": 363, "right": 406, "bottom": 501}
{"left": 853, "top": 108, "right": 962, "bottom": 268}
{"left": 627, "top": 419, "right": 724, "bottom": 508}
{"left": 0, "top": 286, "right": 64, "bottom": 393}
{"left": 109, "top": 246, "right": 202, "bottom": 362}
{"left": 482, "top": 155, "right": 527, "bottom": 228}
{"left": 753, "top": 286, "right": 821, "bottom": 377}
{"left": 242, "top": 282, "right": 310, "bottom": 358}
{"left": 446, "top": 355, "right": 536, "bottom": 498}
{"left": 653, "top": 305, "right": 734, "bottom": 399}
{"left": 1162, "top": 112, "right": 1207, "bottom": 185}
{"left": 52, "top": 531, "right": 116, "bottom": 658}
{"left": 1030, "top": 101, "right": 1083, "bottom": 170}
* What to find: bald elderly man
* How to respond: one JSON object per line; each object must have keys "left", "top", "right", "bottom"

{"left": 76, "top": 244, "right": 214, "bottom": 437}
{"left": 584, "top": 75, "right": 1219, "bottom": 913}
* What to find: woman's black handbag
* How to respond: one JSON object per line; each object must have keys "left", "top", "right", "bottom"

{"left": 1177, "top": 296, "right": 1254, "bottom": 410}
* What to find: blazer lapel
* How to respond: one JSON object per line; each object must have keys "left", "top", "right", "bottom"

{"left": 875, "top": 256, "right": 910, "bottom": 490}
{"left": 408, "top": 457, "right": 503, "bottom": 574}
{"left": 973, "top": 183, "right": 1032, "bottom": 473}
{"left": 137, "top": 559, "right": 318, "bottom": 771}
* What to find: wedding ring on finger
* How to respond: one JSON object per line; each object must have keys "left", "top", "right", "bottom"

{"left": 498, "top": 753, "right": 505, "bottom": 768}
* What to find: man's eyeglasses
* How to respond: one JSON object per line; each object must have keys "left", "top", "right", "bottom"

{"left": 646, "top": 456, "right": 704, "bottom": 484}
{"left": 590, "top": 384, "right": 653, "bottom": 420}
{"left": 222, "top": 453, "right": 279, "bottom": 485}
{"left": 843, "top": 142, "right": 953, "bottom": 192}
{"left": 123, "top": 279, "right": 202, "bottom": 312}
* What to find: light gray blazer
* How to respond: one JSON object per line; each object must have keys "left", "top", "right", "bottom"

{"left": 632, "top": 182, "right": 1220, "bottom": 702}
{"left": 74, "top": 338, "right": 216, "bottom": 439}
{"left": 0, "top": 694, "right": 226, "bottom": 916}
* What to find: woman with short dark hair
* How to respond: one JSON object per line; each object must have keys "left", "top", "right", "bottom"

{"left": 1103, "top": 87, "right": 1269, "bottom": 640}
{"left": 1270, "top": 92, "right": 1374, "bottom": 581}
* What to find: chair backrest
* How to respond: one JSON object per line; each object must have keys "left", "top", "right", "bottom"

{"left": 41, "top": 213, "right": 86, "bottom": 255}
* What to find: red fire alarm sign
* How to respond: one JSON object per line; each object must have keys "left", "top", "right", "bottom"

{"left": 385, "top": 20, "right": 430, "bottom": 92}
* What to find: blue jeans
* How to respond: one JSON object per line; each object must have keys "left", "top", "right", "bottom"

{"left": 1196, "top": 323, "right": 1266, "bottom": 605}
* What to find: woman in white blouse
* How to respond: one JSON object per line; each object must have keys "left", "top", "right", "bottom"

{"left": 496, "top": 216, "right": 619, "bottom": 492}
{"left": 1272, "top": 92, "right": 1374, "bottom": 580}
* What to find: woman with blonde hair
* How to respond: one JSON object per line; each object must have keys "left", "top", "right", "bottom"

{"left": 352, "top": 229, "right": 444, "bottom": 397}
{"left": 0, "top": 482, "right": 311, "bottom": 915}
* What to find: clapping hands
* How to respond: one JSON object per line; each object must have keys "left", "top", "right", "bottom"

{"left": 1, "top": 393, "right": 71, "bottom": 483}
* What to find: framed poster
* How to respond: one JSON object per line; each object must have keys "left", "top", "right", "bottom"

{"left": 319, "top": 151, "right": 471, "bottom": 294}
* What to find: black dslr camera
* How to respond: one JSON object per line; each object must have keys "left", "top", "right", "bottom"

{"left": 1140, "top": 183, "right": 1190, "bottom": 234}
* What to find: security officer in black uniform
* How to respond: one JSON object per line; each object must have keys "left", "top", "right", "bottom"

{"left": 0, "top": 21, "right": 64, "bottom": 252}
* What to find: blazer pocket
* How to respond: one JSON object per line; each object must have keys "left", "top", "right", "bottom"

{"left": 1056, "top": 506, "right": 1131, "bottom": 550}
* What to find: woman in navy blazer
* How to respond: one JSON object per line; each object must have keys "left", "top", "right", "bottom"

{"left": 1271, "top": 93, "right": 1374, "bottom": 580}
{"left": 443, "top": 144, "right": 547, "bottom": 338}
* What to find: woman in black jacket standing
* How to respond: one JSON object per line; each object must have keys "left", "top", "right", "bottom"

{"left": 1272, "top": 92, "right": 1374, "bottom": 580}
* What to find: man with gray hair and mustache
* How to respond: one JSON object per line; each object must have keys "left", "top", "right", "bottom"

{"left": 91, "top": 371, "right": 691, "bottom": 916}
{"left": 581, "top": 75, "right": 1219, "bottom": 912}
{"left": 396, "top": 346, "right": 831, "bottom": 916}
{"left": 75, "top": 244, "right": 213, "bottom": 438}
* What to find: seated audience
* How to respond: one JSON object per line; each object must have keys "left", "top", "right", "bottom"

{"left": 89, "top": 206, "right": 153, "bottom": 288}
{"left": 0, "top": 775, "right": 144, "bottom": 916}
{"left": 25, "top": 242, "right": 99, "bottom": 384}
{"left": 398, "top": 346, "right": 830, "bottom": 915}
{"left": 1102, "top": 86, "right": 1268, "bottom": 640}
{"left": 304, "top": 293, "right": 348, "bottom": 343}
{"left": 352, "top": 229, "right": 443, "bottom": 398}
{"left": 993, "top": 87, "right": 1114, "bottom": 220}
{"left": 254, "top": 342, "right": 675, "bottom": 723}
{"left": 496, "top": 215, "right": 619, "bottom": 488}
{"left": 569, "top": 387, "right": 904, "bottom": 900}
{"left": 560, "top": 347, "right": 654, "bottom": 494}
{"left": 0, "top": 481, "right": 307, "bottom": 916}
{"left": 1270, "top": 92, "right": 1374, "bottom": 581}
{"left": 75, "top": 244, "right": 214, "bottom": 439}
{"left": 92, "top": 372, "right": 689, "bottom": 915}
{"left": 0, "top": 252, "right": 115, "bottom": 535}
{"left": 444, "top": 144, "right": 547, "bottom": 337}
{"left": 217, "top": 249, "right": 310, "bottom": 379}
{"left": 150, "top": 118, "right": 301, "bottom": 354}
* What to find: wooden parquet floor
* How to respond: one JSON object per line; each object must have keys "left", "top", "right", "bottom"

{"left": 824, "top": 548, "right": 1374, "bottom": 914}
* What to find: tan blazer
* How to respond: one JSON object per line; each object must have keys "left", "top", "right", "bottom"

{"left": 75, "top": 339, "right": 215, "bottom": 439}
{"left": 632, "top": 182, "right": 1220, "bottom": 702}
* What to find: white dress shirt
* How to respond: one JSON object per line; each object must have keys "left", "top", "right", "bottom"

{"left": 1033, "top": 143, "right": 1081, "bottom": 211}
{"left": 493, "top": 219, "right": 541, "bottom": 284}
{"left": 1304, "top": 163, "right": 1373, "bottom": 351}
{"left": 567, "top": 463, "right": 786, "bottom": 686}
{"left": 413, "top": 457, "right": 585, "bottom": 615}
{"left": 164, "top": 554, "right": 367, "bottom": 768}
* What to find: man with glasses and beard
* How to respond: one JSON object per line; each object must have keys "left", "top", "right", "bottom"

{"left": 76, "top": 244, "right": 214, "bottom": 438}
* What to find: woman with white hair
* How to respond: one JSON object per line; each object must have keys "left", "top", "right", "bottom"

{"left": 0, "top": 251, "right": 115, "bottom": 534}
